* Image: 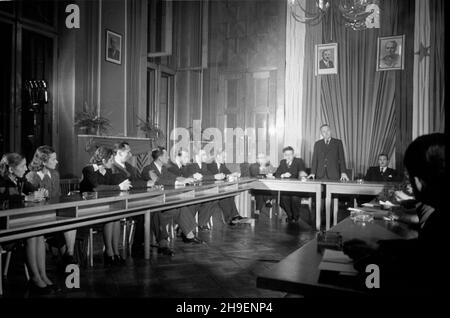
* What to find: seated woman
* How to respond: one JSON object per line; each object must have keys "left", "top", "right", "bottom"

{"left": 79, "top": 146, "right": 131, "bottom": 266}
{"left": 0, "top": 153, "right": 54, "bottom": 294}
{"left": 26, "top": 145, "right": 77, "bottom": 267}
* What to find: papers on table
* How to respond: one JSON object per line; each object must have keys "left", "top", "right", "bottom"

{"left": 394, "top": 190, "right": 414, "bottom": 201}
{"left": 319, "top": 249, "right": 358, "bottom": 276}
{"left": 348, "top": 207, "right": 390, "bottom": 219}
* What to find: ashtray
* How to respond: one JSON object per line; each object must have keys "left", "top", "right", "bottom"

{"left": 350, "top": 210, "right": 374, "bottom": 223}
{"left": 82, "top": 192, "right": 98, "bottom": 200}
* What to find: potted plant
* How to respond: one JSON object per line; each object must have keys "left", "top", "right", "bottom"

{"left": 137, "top": 117, "right": 165, "bottom": 148}
{"left": 75, "top": 109, "right": 111, "bottom": 135}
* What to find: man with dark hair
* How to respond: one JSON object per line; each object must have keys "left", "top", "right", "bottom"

{"left": 271, "top": 146, "right": 307, "bottom": 223}
{"left": 364, "top": 153, "right": 401, "bottom": 182}
{"left": 141, "top": 146, "right": 168, "bottom": 181}
{"left": 308, "top": 124, "right": 349, "bottom": 181}
{"left": 111, "top": 141, "right": 154, "bottom": 188}
{"left": 207, "top": 150, "right": 246, "bottom": 226}
{"left": 110, "top": 142, "right": 154, "bottom": 256}
{"left": 156, "top": 149, "right": 204, "bottom": 244}
{"left": 185, "top": 149, "right": 219, "bottom": 231}
{"left": 343, "top": 133, "right": 445, "bottom": 295}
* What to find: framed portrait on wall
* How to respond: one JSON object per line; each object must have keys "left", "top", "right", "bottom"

{"left": 105, "top": 29, "right": 122, "bottom": 65}
{"left": 315, "top": 43, "right": 338, "bottom": 76}
{"left": 376, "top": 35, "right": 405, "bottom": 71}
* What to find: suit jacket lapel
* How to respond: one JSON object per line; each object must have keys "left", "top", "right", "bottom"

{"left": 114, "top": 162, "right": 131, "bottom": 178}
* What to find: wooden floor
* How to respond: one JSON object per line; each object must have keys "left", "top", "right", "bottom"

{"left": 2, "top": 203, "right": 350, "bottom": 298}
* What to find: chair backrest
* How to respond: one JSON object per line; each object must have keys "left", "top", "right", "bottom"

{"left": 60, "top": 178, "right": 80, "bottom": 195}
{"left": 345, "top": 168, "right": 354, "bottom": 180}
{"left": 239, "top": 163, "right": 250, "bottom": 177}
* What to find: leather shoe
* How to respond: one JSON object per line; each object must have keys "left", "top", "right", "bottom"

{"left": 62, "top": 253, "right": 78, "bottom": 266}
{"left": 181, "top": 234, "right": 204, "bottom": 244}
{"left": 104, "top": 252, "right": 115, "bottom": 266}
{"left": 27, "top": 281, "right": 52, "bottom": 295}
{"left": 114, "top": 254, "right": 126, "bottom": 266}
{"left": 198, "top": 225, "right": 210, "bottom": 232}
{"left": 158, "top": 247, "right": 175, "bottom": 256}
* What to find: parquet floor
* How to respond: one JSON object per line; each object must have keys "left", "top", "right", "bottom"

{"left": 1, "top": 203, "right": 350, "bottom": 298}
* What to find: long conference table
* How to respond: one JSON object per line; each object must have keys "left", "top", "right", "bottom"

{"left": 0, "top": 177, "right": 400, "bottom": 295}
{"left": 0, "top": 178, "right": 398, "bottom": 247}
{"left": 256, "top": 217, "right": 418, "bottom": 296}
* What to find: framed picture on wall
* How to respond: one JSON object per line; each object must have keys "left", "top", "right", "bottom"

{"left": 315, "top": 43, "right": 338, "bottom": 76}
{"left": 376, "top": 35, "right": 405, "bottom": 71}
{"left": 105, "top": 29, "right": 122, "bottom": 65}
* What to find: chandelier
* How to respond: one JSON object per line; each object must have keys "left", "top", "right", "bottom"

{"left": 288, "top": 0, "right": 380, "bottom": 30}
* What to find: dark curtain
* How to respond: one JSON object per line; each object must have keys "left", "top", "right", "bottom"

{"left": 429, "top": 0, "right": 445, "bottom": 133}
{"left": 300, "top": 0, "right": 324, "bottom": 167}
{"left": 318, "top": 0, "right": 404, "bottom": 177}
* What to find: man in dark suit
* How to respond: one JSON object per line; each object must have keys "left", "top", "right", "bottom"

{"left": 344, "top": 133, "right": 445, "bottom": 296}
{"left": 249, "top": 153, "right": 275, "bottom": 215}
{"left": 185, "top": 150, "right": 220, "bottom": 231}
{"left": 272, "top": 146, "right": 307, "bottom": 223}
{"left": 207, "top": 150, "right": 246, "bottom": 225}
{"left": 319, "top": 49, "right": 334, "bottom": 69}
{"left": 156, "top": 149, "right": 203, "bottom": 244}
{"left": 308, "top": 124, "right": 349, "bottom": 181}
{"left": 110, "top": 142, "right": 155, "bottom": 257}
{"left": 364, "top": 153, "right": 400, "bottom": 182}
{"left": 140, "top": 147, "right": 175, "bottom": 255}
{"left": 141, "top": 146, "right": 168, "bottom": 182}
{"left": 110, "top": 142, "right": 154, "bottom": 188}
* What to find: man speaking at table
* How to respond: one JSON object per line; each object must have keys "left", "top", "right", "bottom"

{"left": 308, "top": 124, "right": 349, "bottom": 181}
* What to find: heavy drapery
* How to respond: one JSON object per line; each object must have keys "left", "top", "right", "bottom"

{"left": 412, "top": 0, "right": 445, "bottom": 139}
{"left": 300, "top": 0, "right": 402, "bottom": 177}
{"left": 284, "top": 0, "right": 307, "bottom": 156}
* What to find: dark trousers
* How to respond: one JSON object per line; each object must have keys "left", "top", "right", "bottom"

{"left": 280, "top": 194, "right": 302, "bottom": 220}
{"left": 189, "top": 201, "right": 216, "bottom": 226}
{"left": 251, "top": 190, "right": 275, "bottom": 212}
{"left": 133, "top": 206, "right": 197, "bottom": 249}
{"left": 218, "top": 197, "right": 239, "bottom": 222}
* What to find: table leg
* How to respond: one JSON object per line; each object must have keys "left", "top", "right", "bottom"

{"left": 144, "top": 211, "right": 151, "bottom": 260}
{"left": 333, "top": 198, "right": 339, "bottom": 226}
{"left": 325, "top": 191, "right": 331, "bottom": 230}
{"left": 0, "top": 247, "right": 3, "bottom": 296}
{"left": 275, "top": 191, "right": 281, "bottom": 219}
{"left": 315, "top": 189, "right": 321, "bottom": 230}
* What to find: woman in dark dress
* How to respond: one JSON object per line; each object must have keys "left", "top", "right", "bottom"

{"left": 80, "top": 146, "right": 131, "bottom": 266}
{"left": 0, "top": 153, "right": 54, "bottom": 294}
{"left": 26, "top": 145, "right": 78, "bottom": 267}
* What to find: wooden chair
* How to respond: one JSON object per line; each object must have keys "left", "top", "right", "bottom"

{"left": 1, "top": 244, "right": 30, "bottom": 296}
{"left": 60, "top": 178, "right": 80, "bottom": 195}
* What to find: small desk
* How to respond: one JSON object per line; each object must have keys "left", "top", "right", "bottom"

{"left": 324, "top": 181, "right": 399, "bottom": 230}
{"left": 251, "top": 179, "right": 323, "bottom": 230}
{"left": 256, "top": 217, "right": 417, "bottom": 297}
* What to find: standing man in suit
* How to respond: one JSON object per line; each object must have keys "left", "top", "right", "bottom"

{"left": 207, "top": 150, "right": 246, "bottom": 225}
{"left": 364, "top": 153, "right": 400, "bottom": 182}
{"left": 110, "top": 142, "right": 155, "bottom": 257}
{"left": 272, "top": 146, "right": 307, "bottom": 223}
{"left": 156, "top": 149, "right": 204, "bottom": 244}
{"left": 308, "top": 124, "right": 349, "bottom": 181}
